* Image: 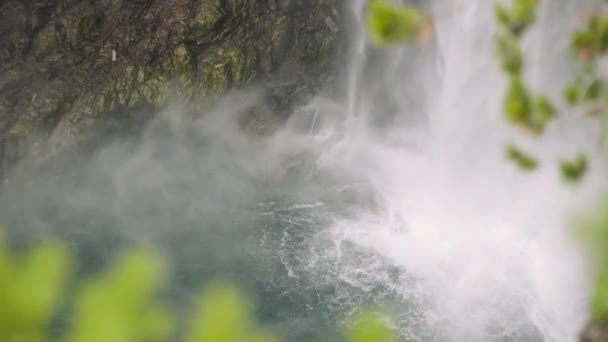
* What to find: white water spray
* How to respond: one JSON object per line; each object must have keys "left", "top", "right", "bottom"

{"left": 3, "top": 1, "right": 607, "bottom": 341}
{"left": 298, "top": 0, "right": 608, "bottom": 340}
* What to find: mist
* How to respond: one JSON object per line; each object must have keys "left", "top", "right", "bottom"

{"left": 1, "top": 0, "right": 608, "bottom": 341}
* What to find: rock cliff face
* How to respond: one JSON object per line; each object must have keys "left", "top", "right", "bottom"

{"left": 0, "top": 0, "right": 342, "bottom": 180}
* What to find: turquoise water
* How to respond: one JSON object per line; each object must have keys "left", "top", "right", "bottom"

{"left": 0, "top": 115, "right": 428, "bottom": 340}
{"left": 3, "top": 0, "right": 608, "bottom": 340}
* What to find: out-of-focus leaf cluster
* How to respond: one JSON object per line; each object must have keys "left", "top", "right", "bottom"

{"left": 495, "top": 0, "right": 553, "bottom": 134}
{"left": 558, "top": 13, "right": 608, "bottom": 183}
{"left": 566, "top": 14, "right": 608, "bottom": 119}
{"left": 363, "top": 0, "right": 608, "bottom": 325}
{"left": 0, "top": 231, "right": 393, "bottom": 342}
{"left": 558, "top": 12, "right": 608, "bottom": 182}
{"left": 505, "top": 144, "right": 538, "bottom": 171}
{"left": 495, "top": 0, "right": 538, "bottom": 36}
{"left": 571, "top": 15, "right": 608, "bottom": 64}
{"left": 494, "top": 0, "right": 550, "bottom": 172}
{"left": 563, "top": 68, "right": 605, "bottom": 112}
{"left": 365, "top": 0, "right": 431, "bottom": 46}
{"left": 67, "top": 249, "right": 173, "bottom": 342}
{"left": 493, "top": 0, "right": 593, "bottom": 182}
{"left": 346, "top": 311, "right": 392, "bottom": 342}
{"left": 560, "top": 154, "right": 589, "bottom": 183}
{"left": 502, "top": 78, "right": 555, "bottom": 133}
{"left": 185, "top": 283, "right": 276, "bottom": 342}
{"left": 0, "top": 233, "right": 68, "bottom": 342}
{"left": 575, "top": 200, "right": 608, "bottom": 322}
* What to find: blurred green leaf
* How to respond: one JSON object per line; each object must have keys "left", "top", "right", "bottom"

{"left": 67, "top": 248, "right": 173, "bottom": 342}
{"left": 512, "top": 0, "right": 539, "bottom": 28}
{"left": 495, "top": 1, "right": 557, "bottom": 135}
{"left": 572, "top": 30, "right": 595, "bottom": 56}
{"left": 574, "top": 199, "right": 608, "bottom": 322}
{"left": 564, "top": 82, "right": 580, "bottom": 105}
{"left": 584, "top": 78, "right": 604, "bottom": 103}
{"left": 495, "top": 3, "right": 512, "bottom": 28}
{"left": 560, "top": 154, "right": 588, "bottom": 183}
{"left": 0, "top": 233, "right": 69, "bottom": 342}
{"left": 503, "top": 77, "right": 532, "bottom": 126}
{"left": 532, "top": 95, "right": 555, "bottom": 128}
{"left": 592, "top": 271, "right": 608, "bottom": 322}
{"left": 505, "top": 144, "right": 538, "bottom": 171}
{"left": 495, "top": 0, "right": 539, "bottom": 36}
{"left": 572, "top": 14, "right": 608, "bottom": 60}
{"left": 186, "top": 282, "right": 276, "bottom": 342}
{"left": 495, "top": 30, "right": 523, "bottom": 76}
{"left": 345, "top": 311, "right": 392, "bottom": 342}
{"left": 366, "top": 0, "right": 431, "bottom": 46}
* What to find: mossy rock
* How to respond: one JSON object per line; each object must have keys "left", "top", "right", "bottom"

{"left": 0, "top": 0, "right": 342, "bottom": 180}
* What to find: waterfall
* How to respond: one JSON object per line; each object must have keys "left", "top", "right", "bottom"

{"left": 1, "top": 0, "right": 607, "bottom": 341}
{"left": 297, "top": 0, "right": 607, "bottom": 340}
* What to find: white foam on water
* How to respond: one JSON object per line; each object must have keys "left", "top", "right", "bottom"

{"left": 4, "top": 1, "right": 607, "bottom": 340}
{"left": 302, "top": 0, "right": 608, "bottom": 340}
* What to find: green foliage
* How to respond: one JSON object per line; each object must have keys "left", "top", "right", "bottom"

{"left": 186, "top": 283, "right": 276, "bottom": 342}
{"left": 563, "top": 82, "right": 580, "bottom": 105}
{"left": 365, "top": 0, "right": 430, "bottom": 45}
{"left": 495, "top": 0, "right": 555, "bottom": 148}
{"left": 576, "top": 201, "right": 608, "bottom": 271}
{"left": 345, "top": 311, "right": 392, "bottom": 342}
{"left": 564, "top": 68, "right": 606, "bottom": 116}
{"left": 584, "top": 78, "right": 604, "bottom": 103}
{"left": 494, "top": 3, "right": 512, "bottom": 28}
{"left": 0, "top": 230, "right": 398, "bottom": 341}
{"left": 502, "top": 78, "right": 554, "bottom": 132}
{"left": 571, "top": 14, "right": 608, "bottom": 61}
{"left": 503, "top": 77, "right": 532, "bottom": 126}
{"left": 575, "top": 199, "right": 608, "bottom": 322}
{"left": 494, "top": 0, "right": 539, "bottom": 36}
{"left": 493, "top": 0, "right": 602, "bottom": 183}
{"left": 560, "top": 154, "right": 588, "bottom": 183}
{"left": 567, "top": 15, "right": 608, "bottom": 117}
{"left": 3, "top": 1, "right": 608, "bottom": 338}
{"left": 565, "top": 14, "right": 608, "bottom": 182}
{"left": 510, "top": 0, "right": 539, "bottom": 29}
{"left": 533, "top": 95, "right": 555, "bottom": 127}
{"left": 495, "top": 0, "right": 557, "bottom": 134}
{"left": 592, "top": 271, "right": 608, "bottom": 322}
{"left": 495, "top": 30, "right": 523, "bottom": 75}
{"left": 505, "top": 144, "right": 538, "bottom": 171}
{"left": 572, "top": 30, "right": 596, "bottom": 56}
{"left": 0, "top": 233, "right": 69, "bottom": 342}
{"left": 363, "top": 0, "right": 607, "bottom": 327}
{"left": 67, "top": 248, "right": 173, "bottom": 342}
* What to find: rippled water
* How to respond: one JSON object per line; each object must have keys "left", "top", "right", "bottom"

{"left": 2, "top": 0, "right": 608, "bottom": 341}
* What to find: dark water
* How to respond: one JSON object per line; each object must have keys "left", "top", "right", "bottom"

{"left": 0, "top": 117, "right": 549, "bottom": 341}
{"left": 0, "top": 107, "right": 430, "bottom": 341}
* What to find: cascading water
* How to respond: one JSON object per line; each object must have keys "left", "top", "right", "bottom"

{"left": 298, "top": 0, "right": 608, "bottom": 340}
{"left": 1, "top": 0, "right": 607, "bottom": 341}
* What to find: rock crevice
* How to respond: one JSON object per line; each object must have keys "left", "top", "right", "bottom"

{"left": 0, "top": 0, "right": 343, "bottom": 180}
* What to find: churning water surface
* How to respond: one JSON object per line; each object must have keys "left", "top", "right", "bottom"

{"left": 2, "top": 0, "right": 608, "bottom": 341}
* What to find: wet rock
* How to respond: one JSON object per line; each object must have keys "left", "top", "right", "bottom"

{"left": 581, "top": 322, "right": 608, "bottom": 342}
{"left": 0, "top": 0, "right": 344, "bottom": 181}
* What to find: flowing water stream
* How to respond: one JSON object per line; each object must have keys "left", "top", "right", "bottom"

{"left": 2, "top": 0, "right": 608, "bottom": 341}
